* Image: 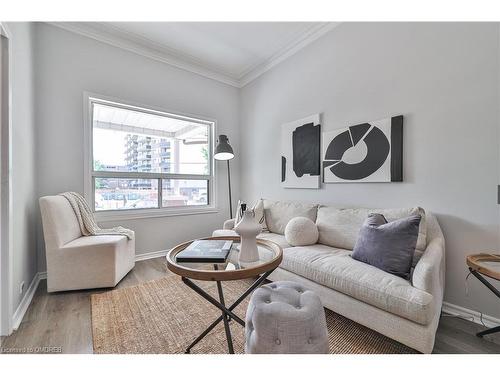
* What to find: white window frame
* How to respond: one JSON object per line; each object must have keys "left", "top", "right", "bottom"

{"left": 83, "top": 92, "right": 217, "bottom": 221}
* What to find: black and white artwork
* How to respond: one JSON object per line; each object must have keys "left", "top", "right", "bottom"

{"left": 281, "top": 114, "right": 321, "bottom": 189}
{"left": 322, "top": 115, "right": 403, "bottom": 183}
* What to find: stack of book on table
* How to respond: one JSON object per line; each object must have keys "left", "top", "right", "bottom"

{"left": 176, "top": 240, "right": 233, "bottom": 263}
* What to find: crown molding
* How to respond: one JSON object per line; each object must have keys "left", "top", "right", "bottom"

{"left": 0, "top": 22, "right": 12, "bottom": 38}
{"left": 48, "top": 22, "right": 241, "bottom": 87}
{"left": 239, "top": 22, "right": 341, "bottom": 86}
{"left": 93, "top": 22, "right": 238, "bottom": 80}
{"left": 47, "top": 22, "right": 340, "bottom": 88}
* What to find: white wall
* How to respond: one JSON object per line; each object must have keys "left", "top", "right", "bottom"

{"left": 239, "top": 23, "right": 500, "bottom": 319}
{"left": 34, "top": 23, "right": 240, "bottom": 270}
{"left": 19, "top": 21, "right": 500, "bottom": 321}
{"left": 7, "top": 22, "right": 38, "bottom": 314}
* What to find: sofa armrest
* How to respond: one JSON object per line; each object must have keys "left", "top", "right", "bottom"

{"left": 412, "top": 237, "right": 445, "bottom": 300}
{"left": 223, "top": 218, "right": 236, "bottom": 230}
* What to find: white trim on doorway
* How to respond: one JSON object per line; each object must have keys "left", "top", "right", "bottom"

{"left": 0, "top": 22, "right": 13, "bottom": 337}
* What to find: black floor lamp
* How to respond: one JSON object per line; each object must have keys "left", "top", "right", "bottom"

{"left": 214, "top": 135, "right": 234, "bottom": 219}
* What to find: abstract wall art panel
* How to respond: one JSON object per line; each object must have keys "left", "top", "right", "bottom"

{"left": 322, "top": 115, "right": 403, "bottom": 183}
{"left": 281, "top": 114, "right": 321, "bottom": 189}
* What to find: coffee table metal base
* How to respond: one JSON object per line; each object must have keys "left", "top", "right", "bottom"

{"left": 469, "top": 267, "right": 500, "bottom": 338}
{"left": 182, "top": 268, "right": 274, "bottom": 354}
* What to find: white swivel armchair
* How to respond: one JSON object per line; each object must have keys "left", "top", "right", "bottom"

{"left": 39, "top": 195, "right": 135, "bottom": 292}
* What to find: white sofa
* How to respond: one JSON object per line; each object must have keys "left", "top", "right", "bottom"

{"left": 39, "top": 196, "right": 136, "bottom": 292}
{"left": 213, "top": 199, "right": 445, "bottom": 353}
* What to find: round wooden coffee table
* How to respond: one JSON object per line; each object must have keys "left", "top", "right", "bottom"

{"left": 166, "top": 236, "right": 283, "bottom": 354}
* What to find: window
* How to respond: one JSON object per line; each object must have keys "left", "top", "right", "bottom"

{"left": 86, "top": 95, "right": 215, "bottom": 217}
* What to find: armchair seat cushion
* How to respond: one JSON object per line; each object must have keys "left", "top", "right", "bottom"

{"left": 63, "top": 234, "right": 128, "bottom": 249}
{"left": 280, "top": 244, "right": 434, "bottom": 325}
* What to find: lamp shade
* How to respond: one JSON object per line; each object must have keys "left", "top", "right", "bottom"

{"left": 214, "top": 134, "right": 234, "bottom": 160}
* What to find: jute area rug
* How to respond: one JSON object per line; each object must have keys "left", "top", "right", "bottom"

{"left": 91, "top": 273, "right": 417, "bottom": 354}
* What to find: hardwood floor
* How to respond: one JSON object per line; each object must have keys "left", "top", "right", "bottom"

{"left": 1, "top": 258, "right": 499, "bottom": 354}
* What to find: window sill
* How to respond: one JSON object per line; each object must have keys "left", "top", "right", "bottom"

{"left": 95, "top": 206, "right": 219, "bottom": 222}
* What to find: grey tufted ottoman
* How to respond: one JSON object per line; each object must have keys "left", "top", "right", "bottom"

{"left": 245, "top": 281, "right": 329, "bottom": 354}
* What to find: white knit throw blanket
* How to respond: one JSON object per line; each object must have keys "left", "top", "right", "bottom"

{"left": 60, "top": 192, "right": 134, "bottom": 240}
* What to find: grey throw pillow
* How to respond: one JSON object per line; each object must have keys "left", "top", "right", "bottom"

{"left": 351, "top": 213, "right": 421, "bottom": 279}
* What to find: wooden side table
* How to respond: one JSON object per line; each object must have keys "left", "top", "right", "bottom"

{"left": 466, "top": 253, "right": 500, "bottom": 337}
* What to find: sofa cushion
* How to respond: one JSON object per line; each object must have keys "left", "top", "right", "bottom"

{"left": 263, "top": 199, "right": 319, "bottom": 235}
{"left": 279, "top": 244, "right": 433, "bottom": 325}
{"left": 257, "top": 232, "right": 290, "bottom": 250}
{"left": 212, "top": 229, "right": 238, "bottom": 237}
{"left": 316, "top": 206, "right": 427, "bottom": 253}
{"left": 212, "top": 230, "right": 290, "bottom": 250}
{"left": 253, "top": 199, "right": 268, "bottom": 231}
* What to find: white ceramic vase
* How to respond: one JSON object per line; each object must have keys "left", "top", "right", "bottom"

{"left": 234, "top": 210, "right": 261, "bottom": 263}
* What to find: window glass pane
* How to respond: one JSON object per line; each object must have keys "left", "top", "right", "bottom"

{"left": 95, "top": 178, "right": 158, "bottom": 211}
{"left": 162, "top": 179, "right": 208, "bottom": 207}
{"left": 92, "top": 102, "right": 210, "bottom": 174}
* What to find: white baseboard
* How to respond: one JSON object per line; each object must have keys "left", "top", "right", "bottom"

{"left": 135, "top": 249, "right": 169, "bottom": 262}
{"left": 12, "top": 271, "right": 45, "bottom": 330}
{"left": 442, "top": 301, "right": 500, "bottom": 328}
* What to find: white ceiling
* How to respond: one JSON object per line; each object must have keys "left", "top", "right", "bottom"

{"left": 50, "top": 22, "right": 339, "bottom": 87}
{"left": 107, "top": 22, "right": 320, "bottom": 77}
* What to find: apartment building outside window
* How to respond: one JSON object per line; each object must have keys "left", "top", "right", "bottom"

{"left": 85, "top": 94, "right": 215, "bottom": 218}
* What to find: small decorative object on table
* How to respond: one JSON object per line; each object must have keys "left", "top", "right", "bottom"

{"left": 175, "top": 239, "right": 233, "bottom": 263}
{"left": 234, "top": 204, "right": 262, "bottom": 263}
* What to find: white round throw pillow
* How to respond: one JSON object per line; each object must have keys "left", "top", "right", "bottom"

{"left": 284, "top": 217, "right": 319, "bottom": 246}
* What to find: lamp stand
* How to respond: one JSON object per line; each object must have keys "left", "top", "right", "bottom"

{"left": 227, "top": 160, "right": 233, "bottom": 219}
